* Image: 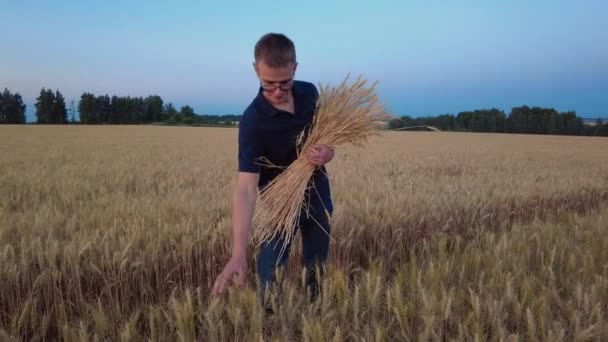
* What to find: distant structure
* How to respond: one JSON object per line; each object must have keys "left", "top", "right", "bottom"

{"left": 394, "top": 125, "right": 441, "bottom": 132}
{"left": 582, "top": 118, "right": 607, "bottom": 126}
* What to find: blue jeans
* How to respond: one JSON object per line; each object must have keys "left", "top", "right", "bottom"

{"left": 257, "top": 203, "right": 331, "bottom": 302}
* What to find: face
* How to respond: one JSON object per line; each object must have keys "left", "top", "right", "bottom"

{"left": 254, "top": 60, "right": 297, "bottom": 106}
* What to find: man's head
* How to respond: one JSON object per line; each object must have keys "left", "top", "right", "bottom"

{"left": 253, "top": 33, "right": 298, "bottom": 106}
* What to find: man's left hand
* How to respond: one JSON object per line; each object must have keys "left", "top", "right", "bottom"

{"left": 305, "top": 144, "right": 335, "bottom": 166}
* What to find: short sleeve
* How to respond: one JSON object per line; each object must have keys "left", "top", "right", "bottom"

{"left": 311, "top": 83, "right": 319, "bottom": 101}
{"left": 238, "top": 123, "right": 262, "bottom": 173}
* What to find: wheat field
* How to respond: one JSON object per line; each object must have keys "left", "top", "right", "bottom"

{"left": 1, "top": 125, "right": 607, "bottom": 341}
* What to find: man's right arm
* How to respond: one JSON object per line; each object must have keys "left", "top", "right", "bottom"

{"left": 230, "top": 171, "right": 259, "bottom": 261}
{"left": 212, "top": 116, "right": 262, "bottom": 296}
{"left": 211, "top": 171, "right": 258, "bottom": 296}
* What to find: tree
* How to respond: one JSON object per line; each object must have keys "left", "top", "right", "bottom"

{"left": 179, "top": 105, "right": 196, "bottom": 124}
{"left": 509, "top": 106, "right": 534, "bottom": 134}
{"left": 52, "top": 90, "right": 67, "bottom": 123}
{"left": 180, "top": 105, "right": 195, "bottom": 117}
{"left": 466, "top": 109, "right": 506, "bottom": 133}
{"left": 469, "top": 112, "right": 486, "bottom": 132}
{"left": 400, "top": 115, "right": 415, "bottom": 127}
{"left": 0, "top": 88, "right": 27, "bottom": 124}
{"left": 455, "top": 111, "right": 474, "bottom": 131}
{"left": 560, "top": 111, "right": 583, "bottom": 135}
{"left": 95, "top": 95, "right": 111, "bottom": 123}
{"left": 78, "top": 93, "right": 96, "bottom": 124}
{"left": 109, "top": 95, "right": 124, "bottom": 124}
{"left": 144, "top": 95, "right": 164, "bottom": 122}
{"left": 546, "top": 111, "right": 559, "bottom": 134}
{"left": 164, "top": 103, "right": 178, "bottom": 120}
{"left": 35, "top": 88, "right": 54, "bottom": 124}
{"left": 130, "top": 97, "right": 145, "bottom": 123}
{"left": 435, "top": 114, "right": 454, "bottom": 131}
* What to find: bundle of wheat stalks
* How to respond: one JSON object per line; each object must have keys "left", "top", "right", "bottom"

{"left": 252, "top": 76, "right": 389, "bottom": 258}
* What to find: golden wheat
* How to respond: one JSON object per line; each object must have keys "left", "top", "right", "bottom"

{"left": 0, "top": 125, "right": 607, "bottom": 340}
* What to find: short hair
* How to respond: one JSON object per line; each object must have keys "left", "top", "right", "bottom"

{"left": 254, "top": 33, "right": 296, "bottom": 67}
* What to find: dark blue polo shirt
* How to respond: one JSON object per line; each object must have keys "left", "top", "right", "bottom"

{"left": 238, "top": 80, "right": 333, "bottom": 215}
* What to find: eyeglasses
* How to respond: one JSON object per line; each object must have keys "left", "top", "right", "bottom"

{"left": 260, "top": 79, "right": 294, "bottom": 92}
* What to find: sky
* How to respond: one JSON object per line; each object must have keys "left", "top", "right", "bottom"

{"left": 1, "top": 0, "right": 607, "bottom": 122}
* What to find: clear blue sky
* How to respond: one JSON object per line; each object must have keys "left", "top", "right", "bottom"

{"left": 1, "top": 0, "right": 607, "bottom": 122}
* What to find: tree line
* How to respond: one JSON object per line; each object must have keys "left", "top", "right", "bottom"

{"left": 78, "top": 93, "right": 170, "bottom": 124}
{"left": 388, "top": 107, "right": 608, "bottom": 136}
{"left": 2, "top": 87, "right": 607, "bottom": 135}
{"left": 1, "top": 87, "right": 242, "bottom": 126}
{"left": 77, "top": 93, "right": 239, "bottom": 126}
{"left": 0, "top": 87, "right": 219, "bottom": 125}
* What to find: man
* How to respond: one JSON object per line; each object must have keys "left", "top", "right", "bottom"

{"left": 211, "top": 33, "right": 335, "bottom": 301}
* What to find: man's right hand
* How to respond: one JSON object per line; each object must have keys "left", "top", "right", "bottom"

{"left": 211, "top": 255, "right": 247, "bottom": 297}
